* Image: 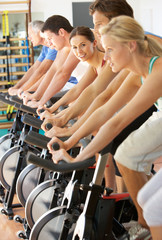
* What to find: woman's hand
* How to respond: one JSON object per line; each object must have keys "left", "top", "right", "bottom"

{"left": 39, "top": 110, "right": 54, "bottom": 120}
{"left": 41, "top": 117, "right": 65, "bottom": 131}
{"left": 47, "top": 136, "right": 67, "bottom": 152}
{"left": 51, "top": 148, "right": 74, "bottom": 164}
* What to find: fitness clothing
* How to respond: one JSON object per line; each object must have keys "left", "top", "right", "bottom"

{"left": 111, "top": 104, "right": 156, "bottom": 176}
{"left": 141, "top": 56, "right": 162, "bottom": 111}
{"left": 114, "top": 57, "right": 162, "bottom": 173}
{"left": 71, "top": 61, "right": 89, "bottom": 82}
{"left": 137, "top": 168, "right": 162, "bottom": 226}
{"left": 37, "top": 46, "right": 57, "bottom": 62}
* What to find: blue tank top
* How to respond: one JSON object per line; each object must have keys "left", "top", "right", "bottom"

{"left": 141, "top": 56, "right": 162, "bottom": 110}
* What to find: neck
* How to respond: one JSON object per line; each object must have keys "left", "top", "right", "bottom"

{"left": 64, "top": 32, "right": 71, "bottom": 47}
{"left": 126, "top": 53, "right": 152, "bottom": 78}
{"left": 87, "top": 48, "right": 104, "bottom": 70}
{"left": 39, "top": 38, "right": 46, "bottom": 46}
{"left": 96, "top": 45, "right": 105, "bottom": 53}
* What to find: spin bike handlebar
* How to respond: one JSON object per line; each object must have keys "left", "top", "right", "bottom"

{"left": 0, "top": 94, "right": 16, "bottom": 106}
{"left": 24, "top": 130, "right": 68, "bottom": 150}
{"left": 19, "top": 104, "right": 37, "bottom": 115}
{"left": 22, "top": 114, "right": 54, "bottom": 130}
{"left": 8, "top": 95, "right": 23, "bottom": 105}
{"left": 27, "top": 153, "right": 96, "bottom": 173}
{"left": 25, "top": 130, "right": 95, "bottom": 172}
{"left": 22, "top": 114, "right": 43, "bottom": 129}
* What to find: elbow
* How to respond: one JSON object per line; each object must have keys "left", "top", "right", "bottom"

{"left": 99, "top": 94, "right": 110, "bottom": 105}
{"left": 59, "top": 69, "right": 71, "bottom": 83}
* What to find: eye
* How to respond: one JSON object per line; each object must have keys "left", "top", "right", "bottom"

{"left": 107, "top": 48, "right": 112, "bottom": 53}
{"left": 72, "top": 46, "right": 77, "bottom": 50}
{"left": 95, "top": 24, "right": 101, "bottom": 29}
{"left": 81, "top": 43, "right": 86, "bottom": 47}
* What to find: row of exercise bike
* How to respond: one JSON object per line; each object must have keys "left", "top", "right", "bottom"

{"left": 0, "top": 92, "right": 138, "bottom": 240}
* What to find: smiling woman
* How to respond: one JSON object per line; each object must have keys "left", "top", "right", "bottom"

{"left": 39, "top": 25, "right": 107, "bottom": 128}
{"left": 69, "top": 26, "right": 97, "bottom": 62}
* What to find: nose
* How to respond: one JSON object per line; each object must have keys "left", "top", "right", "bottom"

{"left": 94, "top": 26, "right": 101, "bottom": 37}
{"left": 46, "top": 39, "right": 52, "bottom": 46}
{"left": 77, "top": 47, "right": 83, "bottom": 55}
{"left": 44, "top": 39, "right": 49, "bottom": 46}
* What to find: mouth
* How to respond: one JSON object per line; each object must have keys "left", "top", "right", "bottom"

{"left": 108, "top": 61, "right": 113, "bottom": 68}
{"left": 78, "top": 54, "right": 86, "bottom": 59}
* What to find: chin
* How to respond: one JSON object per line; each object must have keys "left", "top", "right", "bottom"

{"left": 81, "top": 58, "right": 86, "bottom": 62}
{"left": 111, "top": 67, "right": 116, "bottom": 73}
{"left": 112, "top": 66, "right": 122, "bottom": 73}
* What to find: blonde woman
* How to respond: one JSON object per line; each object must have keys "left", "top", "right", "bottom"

{"left": 50, "top": 16, "right": 162, "bottom": 239}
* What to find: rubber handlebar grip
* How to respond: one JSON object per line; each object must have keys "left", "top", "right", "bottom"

{"left": 45, "top": 122, "right": 53, "bottom": 130}
{"left": 20, "top": 104, "right": 37, "bottom": 115}
{"left": 51, "top": 142, "right": 60, "bottom": 151}
{"left": 27, "top": 153, "right": 96, "bottom": 173}
{"left": 39, "top": 108, "right": 45, "bottom": 114}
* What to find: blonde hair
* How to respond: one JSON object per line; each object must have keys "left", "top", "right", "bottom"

{"left": 100, "top": 16, "right": 162, "bottom": 57}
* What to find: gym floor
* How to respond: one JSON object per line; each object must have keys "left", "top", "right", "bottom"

{"left": 0, "top": 195, "right": 25, "bottom": 240}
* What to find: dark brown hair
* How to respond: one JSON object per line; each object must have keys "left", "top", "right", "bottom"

{"left": 69, "top": 26, "right": 95, "bottom": 43}
{"left": 42, "top": 15, "right": 73, "bottom": 34}
{"left": 89, "top": 0, "right": 134, "bottom": 20}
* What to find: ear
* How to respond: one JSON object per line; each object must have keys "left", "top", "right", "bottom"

{"left": 93, "top": 39, "right": 97, "bottom": 48}
{"left": 128, "top": 40, "right": 137, "bottom": 53}
{"left": 58, "top": 28, "right": 65, "bottom": 36}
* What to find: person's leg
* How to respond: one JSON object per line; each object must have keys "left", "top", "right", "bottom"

{"left": 117, "top": 164, "right": 148, "bottom": 227}
{"left": 110, "top": 106, "right": 157, "bottom": 194}
{"left": 115, "top": 112, "right": 162, "bottom": 228}
{"left": 104, "top": 154, "right": 116, "bottom": 191}
{"left": 115, "top": 175, "right": 127, "bottom": 193}
{"left": 150, "top": 226, "right": 162, "bottom": 240}
{"left": 111, "top": 156, "right": 127, "bottom": 192}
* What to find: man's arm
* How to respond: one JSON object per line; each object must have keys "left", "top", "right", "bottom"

{"left": 18, "top": 58, "right": 53, "bottom": 92}
{"left": 8, "top": 60, "right": 41, "bottom": 95}
{"left": 38, "top": 50, "right": 80, "bottom": 106}
{"left": 27, "top": 49, "right": 73, "bottom": 101}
